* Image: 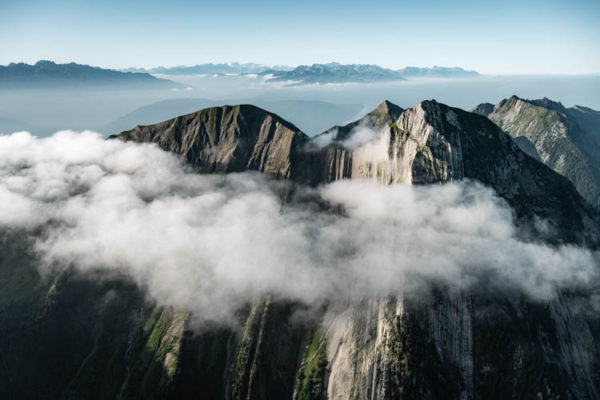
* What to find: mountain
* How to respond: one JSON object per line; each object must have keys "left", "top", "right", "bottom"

{"left": 3, "top": 100, "right": 600, "bottom": 399}
{"left": 110, "top": 104, "right": 309, "bottom": 177}
{"left": 262, "top": 63, "right": 479, "bottom": 85}
{"left": 0, "top": 60, "right": 180, "bottom": 89}
{"left": 120, "top": 63, "right": 477, "bottom": 82}
{"left": 473, "top": 95, "right": 600, "bottom": 207}
{"left": 142, "top": 63, "right": 294, "bottom": 75}
{"left": 397, "top": 66, "right": 479, "bottom": 78}
{"left": 318, "top": 99, "right": 404, "bottom": 142}
{"left": 296, "top": 100, "right": 599, "bottom": 243}
{"left": 262, "top": 63, "right": 406, "bottom": 84}
{"left": 100, "top": 98, "right": 364, "bottom": 136}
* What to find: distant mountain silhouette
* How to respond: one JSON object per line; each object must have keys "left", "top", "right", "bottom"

{"left": 262, "top": 63, "right": 478, "bottom": 85}
{"left": 0, "top": 60, "right": 180, "bottom": 89}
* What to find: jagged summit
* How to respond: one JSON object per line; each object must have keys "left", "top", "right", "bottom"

{"left": 372, "top": 99, "right": 404, "bottom": 119}
{"left": 313, "top": 98, "right": 599, "bottom": 243}
{"left": 359, "top": 99, "right": 405, "bottom": 126}
{"left": 318, "top": 100, "right": 404, "bottom": 143}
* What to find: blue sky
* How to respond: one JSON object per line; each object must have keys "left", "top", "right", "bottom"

{"left": 0, "top": 0, "right": 598, "bottom": 74}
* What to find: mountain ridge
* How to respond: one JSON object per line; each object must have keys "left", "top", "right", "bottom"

{"left": 262, "top": 63, "right": 478, "bottom": 85}
{"left": 0, "top": 60, "right": 180, "bottom": 89}
{"left": 110, "top": 104, "right": 310, "bottom": 178}
{"left": 119, "top": 62, "right": 479, "bottom": 84}
{"left": 112, "top": 99, "right": 600, "bottom": 245}
{"left": 473, "top": 95, "right": 600, "bottom": 207}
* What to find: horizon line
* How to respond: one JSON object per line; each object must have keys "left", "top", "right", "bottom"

{"left": 1, "top": 59, "right": 599, "bottom": 76}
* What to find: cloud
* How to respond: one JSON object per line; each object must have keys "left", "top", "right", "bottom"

{"left": 309, "top": 123, "right": 383, "bottom": 151}
{"left": 0, "top": 131, "right": 597, "bottom": 324}
{"left": 340, "top": 125, "right": 380, "bottom": 149}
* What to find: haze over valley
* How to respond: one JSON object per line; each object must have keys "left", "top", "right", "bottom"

{"left": 1, "top": 60, "right": 598, "bottom": 137}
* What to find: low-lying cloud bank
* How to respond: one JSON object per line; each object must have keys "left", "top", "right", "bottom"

{"left": 0, "top": 131, "right": 597, "bottom": 322}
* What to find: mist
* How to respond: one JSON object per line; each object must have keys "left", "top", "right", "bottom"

{"left": 0, "top": 130, "right": 597, "bottom": 324}
{"left": 1, "top": 75, "right": 599, "bottom": 139}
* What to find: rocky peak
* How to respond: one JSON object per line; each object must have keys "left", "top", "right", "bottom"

{"left": 371, "top": 99, "right": 404, "bottom": 121}
{"left": 530, "top": 96, "right": 566, "bottom": 112}
{"left": 470, "top": 102, "right": 494, "bottom": 117}
{"left": 318, "top": 100, "right": 404, "bottom": 142}
{"left": 346, "top": 99, "right": 600, "bottom": 243}
{"left": 472, "top": 95, "right": 600, "bottom": 208}
{"left": 112, "top": 104, "right": 309, "bottom": 177}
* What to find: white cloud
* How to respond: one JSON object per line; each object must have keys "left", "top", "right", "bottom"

{"left": 308, "top": 123, "right": 383, "bottom": 151}
{"left": 0, "top": 131, "right": 596, "bottom": 324}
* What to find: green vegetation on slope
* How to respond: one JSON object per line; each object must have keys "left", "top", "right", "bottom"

{"left": 294, "top": 327, "right": 328, "bottom": 400}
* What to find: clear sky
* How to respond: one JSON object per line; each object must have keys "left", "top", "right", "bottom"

{"left": 0, "top": 0, "right": 598, "bottom": 74}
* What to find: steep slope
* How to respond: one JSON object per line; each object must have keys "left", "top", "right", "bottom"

{"left": 473, "top": 95, "right": 600, "bottom": 207}
{"left": 301, "top": 99, "right": 599, "bottom": 244}
{"left": 321, "top": 99, "right": 404, "bottom": 141}
{"left": 295, "top": 100, "right": 404, "bottom": 183}
{"left": 0, "top": 233, "right": 191, "bottom": 399}
{"left": 111, "top": 104, "right": 310, "bottom": 178}
{"left": 306, "top": 101, "right": 600, "bottom": 400}
{"left": 3, "top": 100, "right": 600, "bottom": 400}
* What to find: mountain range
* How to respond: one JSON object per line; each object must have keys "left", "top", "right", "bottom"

{"left": 262, "top": 63, "right": 478, "bottom": 85}
{"left": 124, "top": 62, "right": 479, "bottom": 85}
{"left": 123, "top": 62, "right": 294, "bottom": 75}
{"left": 0, "top": 60, "right": 180, "bottom": 89}
{"left": 2, "top": 97, "right": 600, "bottom": 399}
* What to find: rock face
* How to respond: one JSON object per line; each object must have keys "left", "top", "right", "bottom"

{"left": 321, "top": 99, "right": 404, "bottom": 141}
{"left": 111, "top": 104, "right": 310, "bottom": 178}
{"left": 301, "top": 100, "right": 600, "bottom": 400}
{"left": 473, "top": 95, "right": 600, "bottom": 208}
{"left": 3, "top": 100, "right": 600, "bottom": 399}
